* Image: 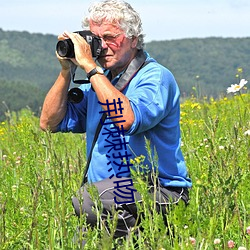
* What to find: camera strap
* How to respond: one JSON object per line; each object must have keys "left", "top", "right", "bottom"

{"left": 81, "top": 50, "right": 150, "bottom": 185}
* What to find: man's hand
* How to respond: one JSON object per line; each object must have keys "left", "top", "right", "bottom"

{"left": 62, "top": 31, "right": 96, "bottom": 72}
{"left": 56, "top": 33, "right": 79, "bottom": 71}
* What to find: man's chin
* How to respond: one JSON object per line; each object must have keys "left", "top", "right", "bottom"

{"left": 98, "top": 59, "right": 113, "bottom": 69}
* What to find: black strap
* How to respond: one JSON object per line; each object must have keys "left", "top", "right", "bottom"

{"left": 114, "top": 49, "right": 148, "bottom": 92}
{"left": 81, "top": 113, "right": 107, "bottom": 185}
{"left": 81, "top": 50, "right": 149, "bottom": 186}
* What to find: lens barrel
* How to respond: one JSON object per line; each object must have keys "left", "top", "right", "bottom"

{"left": 68, "top": 88, "right": 84, "bottom": 103}
{"left": 56, "top": 39, "right": 75, "bottom": 58}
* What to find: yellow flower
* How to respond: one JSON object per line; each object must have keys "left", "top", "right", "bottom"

{"left": 191, "top": 103, "right": 201, "bottom": 109}
{"left": 135, "top": 157, "right": 141, "bottom": 164}
{"left": 237, "top": 67, "right": 243, "bottom": 73}
{"left": 130, "top": 159, "right": 135, "bottom": 165}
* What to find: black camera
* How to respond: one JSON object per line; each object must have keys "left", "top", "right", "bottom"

{"left": 56, "top": 30, "right": 102, "bottom": 58}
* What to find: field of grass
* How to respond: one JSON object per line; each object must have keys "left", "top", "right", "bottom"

{"left": 0, "top": 91, "right": 249, "bottom": 249}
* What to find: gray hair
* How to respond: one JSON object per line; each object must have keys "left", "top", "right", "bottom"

{"left": 82, "top": 0, "right": 145, "bottom": 49}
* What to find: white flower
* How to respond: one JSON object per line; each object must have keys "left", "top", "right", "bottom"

{"left": 238, "top": 247, "right": 246, "bottom": 250}
{"left": 214, "top": 239, "right": 221, "bottom": 245}
{"left": 244, "top": 130, "right": 250, "bottom": 136}
{"left": 227, "top": 79, "right": 248, "bottom": 93}
{"left": 20, "top": 207, "right": 25, "bottom": 214}
{"left": 214, "top": 238, "right": 221, "bottom": 244}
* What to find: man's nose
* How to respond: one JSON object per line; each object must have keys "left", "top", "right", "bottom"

{"left": 101, "top": 38, "right": 108, "bottom": 49}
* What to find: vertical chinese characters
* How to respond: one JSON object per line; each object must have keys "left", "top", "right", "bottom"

{"left": 98, "top": 98, "right": 136, "bottom": 204}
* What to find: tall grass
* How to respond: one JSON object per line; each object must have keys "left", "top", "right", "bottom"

{"left": 0, "top": 93, "right": 249, "bottom": 249}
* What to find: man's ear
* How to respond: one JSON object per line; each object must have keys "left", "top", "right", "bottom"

{"left": 131, "top": 36, "right": 139, "bottom": 48}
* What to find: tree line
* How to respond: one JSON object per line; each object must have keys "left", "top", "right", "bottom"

{"left": 0, "top": 28, "right": 249, "bottom": 120}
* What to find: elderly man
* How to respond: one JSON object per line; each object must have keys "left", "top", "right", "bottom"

{"left": 40, "top": 0, "right": 192, "bottom": 243}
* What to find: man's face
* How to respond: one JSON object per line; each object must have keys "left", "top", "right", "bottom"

{"left": 89, "top": 20, "right": 138, "bottom": 73}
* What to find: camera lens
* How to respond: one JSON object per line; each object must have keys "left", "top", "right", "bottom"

{"left": 68, "top": 88, "right": 84, "bottom": 103}
{"left": 56, "top": 39, "right": 74, "bottom": 58}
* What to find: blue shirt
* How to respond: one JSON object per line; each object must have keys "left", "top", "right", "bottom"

{"left": 58, "top": 52, "right": 192, "bottom": 188}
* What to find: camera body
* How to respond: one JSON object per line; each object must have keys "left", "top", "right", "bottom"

{"left": 56, "top": 30, "right": 102, "bottom": 58}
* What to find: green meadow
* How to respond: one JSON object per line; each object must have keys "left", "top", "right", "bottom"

{"left": 0, "top": 90, "right": 249, "bottom": 249}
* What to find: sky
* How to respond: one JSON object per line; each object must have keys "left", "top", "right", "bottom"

{"left": 1, "top": 0, "right": 250, "bottom": 42}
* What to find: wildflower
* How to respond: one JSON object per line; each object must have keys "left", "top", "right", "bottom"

{"left": 244, "top": 130, "right": 250, "bottom": 136}
{"left": 238, "top": 247, "right": 246, "bottom": 250}
{"left": 246, "top": 226, "right": 250, "bottom": 235}
{"left": 237, "top": 67, "right": 243, "bottom": 73}
{"left": 69, "top": 164, "right": 74, "bottom": 172}
{"left": 189, "top": 237, "right": 196, "bottom": 246}
{"left": 191, "top": 103, "right": 201, "bottom": 109}
{"left": 227, "top": 79, "right": 248, "bottom": 93}
{"left": 20, "top": 207, "right": 25, "bottom": 214}
{"left": 214, "top": 238, "right": 221, "bottom": 244}
{"left": 130, "top": 159, "right": 135, "bottom": 164}
{"left": 135, "top": 157, "right": 141, "bottom": 164}
{"left": 42, "top": 213, "right": 48, "bottom": 221}
{"left": 228, "top": 240, "right": 235, "bottom": 248}
{"left": 12, "top": 185, "right": 17, "bottom": 192}
{"left": 218, "top": 145, "right": 224, "bottom": 150}
{"left": 196, "top": 180, "right": 202, "bottom": 185}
